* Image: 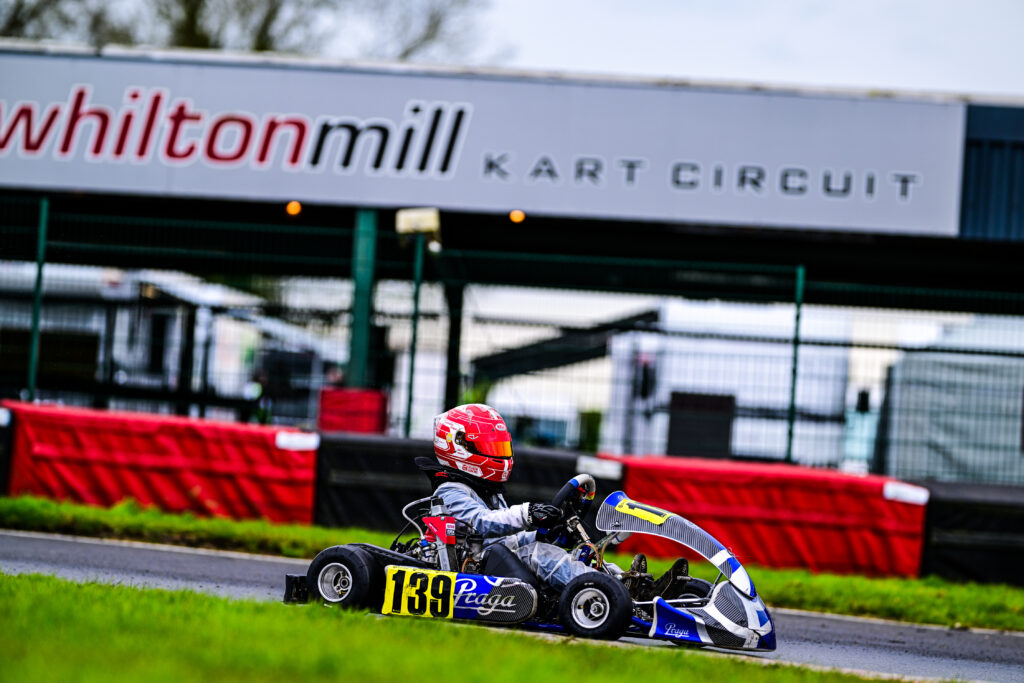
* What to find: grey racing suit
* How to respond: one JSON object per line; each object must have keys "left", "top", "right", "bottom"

{"left": 434, "top": 481, "right": 595, "bottom": 589}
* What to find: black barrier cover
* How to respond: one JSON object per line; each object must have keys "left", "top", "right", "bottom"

{"left": 314, "top": 433, "right": 621, "bottom": 533}
{"left": 917, "top": 480, "right": 1024, "bottom": 586}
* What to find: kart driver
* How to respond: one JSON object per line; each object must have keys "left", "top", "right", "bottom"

{"left": 421, "top": 403, "right": 599, "bottom": 590}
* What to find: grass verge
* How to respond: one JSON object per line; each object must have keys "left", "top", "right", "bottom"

{"left": 621, "top": 556, "right": 1024, "bottom": 633}
{"left": 0, "top": 573, "right": 868, "bottom": 683}
{"left": 2, "top": 495, "right": 1022, "bottom": 632}
{"left": 0, "top": 495, "right": 361, "bottom": 558}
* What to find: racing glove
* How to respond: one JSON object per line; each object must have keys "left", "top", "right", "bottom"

{"left": 526, "top": 503, "right": 564, "bottom": 529}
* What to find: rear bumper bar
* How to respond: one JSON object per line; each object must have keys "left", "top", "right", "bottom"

{"left": 283, "top": 573, "right": 309, "bottom": 604}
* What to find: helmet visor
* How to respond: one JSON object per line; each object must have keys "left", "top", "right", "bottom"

{"left": 468, "top": 437, "right": 513, "bottom": 459}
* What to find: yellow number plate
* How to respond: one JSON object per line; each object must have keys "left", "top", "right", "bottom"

{"left": 382, "top": 566, "right": 456, "bottom": 618}
{"left": 615, "top": 498, "right": 672, "bottom": 525}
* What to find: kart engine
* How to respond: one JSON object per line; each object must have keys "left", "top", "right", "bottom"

{"left": 392, "top": 496, "right": 484, "bottom": 573}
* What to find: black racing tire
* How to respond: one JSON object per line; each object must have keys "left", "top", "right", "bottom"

{"left": 557, "top": 572, "right": 633, "bottom": 640}
{"left": 306, "top": 545, "right": 382, "bottom": 610}
{"left": 678, "top": 578, "right": 713, "bottom": 600}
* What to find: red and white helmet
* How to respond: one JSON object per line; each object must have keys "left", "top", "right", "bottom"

{"left": 433, "top": 404, "right": 513, "bottom": 483}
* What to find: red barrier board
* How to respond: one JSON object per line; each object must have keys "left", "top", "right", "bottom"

{"left": 605, "top": 455, "right": 928, "bottom": 577}
{"left": 4, "top": 401, "right": 317, "bottom": 524}
{"left": 318, "top": 388, "right": 388, "bottom": 433}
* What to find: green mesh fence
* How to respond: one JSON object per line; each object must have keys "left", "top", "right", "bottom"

{"left": 3, "top": 195, "right": 1023, "bottom": 486}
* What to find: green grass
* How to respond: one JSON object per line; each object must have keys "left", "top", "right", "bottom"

{"left": 3, "top": 495, "right": 1023, "bottom": 632}
{"left": 0, "top": 495, "right": 378, "bottom": 558}
{"left": 0, "top": 573, "right": 867, "bottom": 683}
{"left": 626, "top": 555, "right": 1024, "bottom": 632}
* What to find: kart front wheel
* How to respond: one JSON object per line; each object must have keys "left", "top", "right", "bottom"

{"left": 306, "top": 546, "right": 381, "bottom": 609}
{"left": 678, "top": 577, "right": 712, "bottom": 600}
{"left": 558, "top": 572, "right": 632, "bottom": 640}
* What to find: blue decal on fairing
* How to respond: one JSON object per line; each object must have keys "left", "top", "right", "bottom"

{"left": 651, "top": 599, "right": 704, "bottom": 645}
{"left": 758, "top": 630, "right": 776, "bottom": 651}
{"left": 757, "top": 610, "right": 777, "bottom": 651}
{"left": 451, "top": 574, "right": 521, "bottom": 621}
{"left": 602, "top": 491, "right": 628, "bottom": 508}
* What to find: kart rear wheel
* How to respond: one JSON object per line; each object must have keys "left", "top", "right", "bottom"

{"left": 306, "top": 546, "right": 381, "bottom": 610}
{"left": 558, "top": 572, "right": 632, "bottom": 640}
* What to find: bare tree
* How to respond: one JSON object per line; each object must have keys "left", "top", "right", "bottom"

{"left": 157, "top": 0, "right": 223, "bottom": 49}
{"left": 85, "top": 1, "right": 137, "bottom": 47}
{"left": 1, "top": 0, "right": 80, "bottom": 40}
{"left": 147, "top": 0, "right": 335, "bottom": 52}
{"left": 0, "top": 0, "right": 495, "bottom": 63}
{"left": 343, "top": 0, "right": 490, "bottom": 63}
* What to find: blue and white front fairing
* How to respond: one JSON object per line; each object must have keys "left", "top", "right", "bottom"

{"left": 598, "top": 491, "right": 776, "bottom": 651}
{"left": 647, "top": 584, "right": 776, "bottom": 651}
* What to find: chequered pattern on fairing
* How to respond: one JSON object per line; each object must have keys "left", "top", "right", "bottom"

{"left": 688, "top": 606, "right": 748, "bottom": 649}
{"left": 712, "top": 583, "right": 748, "bottom": 625}
{"left": 454, "top": 578, "right": 537, "bottom": 623}
{"left": 595, "top": 498, "right": 733, "bottom": 578}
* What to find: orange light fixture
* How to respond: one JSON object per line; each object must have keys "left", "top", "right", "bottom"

{"left": 509, "top": 209, "right": 525, "bottom": 223}
{"left": 285, "top": 200, "right": 302, "bottom": 216}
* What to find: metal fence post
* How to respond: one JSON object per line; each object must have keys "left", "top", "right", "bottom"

{"left": 403, "top": 232, "right": 425, "bottom": 437}
{"left": 443, "top": 283, "right": 465, "bottom": 409}
{"left": 785, "top": 264, "right": 805, "bottom": 463}
{"left": 27, "top": 197, "right": 49, "bottom": 402}
{"left": 348, "top": 209, "right": 377, "bottom": 388}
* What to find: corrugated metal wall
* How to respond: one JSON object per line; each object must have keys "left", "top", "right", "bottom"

{"left": 960, "top": 105, "right": 1024, "bottom": 241}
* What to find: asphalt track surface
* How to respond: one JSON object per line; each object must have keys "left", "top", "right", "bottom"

{"left": 2, "top": 530, "right": 1023, "bottom": 682}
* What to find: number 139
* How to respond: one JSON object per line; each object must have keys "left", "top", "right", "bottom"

{"left": 383, "top": 568, "right": 454, "bottom": 618}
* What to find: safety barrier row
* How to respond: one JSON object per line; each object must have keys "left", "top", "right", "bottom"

{"left": 1, "top": 400, "right": 1020, "bottom": 584}
{"left": 1, "top": 401, "right": 317, "bottom": 524}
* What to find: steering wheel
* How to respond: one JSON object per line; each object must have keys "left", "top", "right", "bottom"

{"left": 550, "top": 473, "right": 597, "bottom": 516}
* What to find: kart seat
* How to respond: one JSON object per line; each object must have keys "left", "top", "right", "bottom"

{"left": 481, "top": 544, "right": 541, "bottom": 592}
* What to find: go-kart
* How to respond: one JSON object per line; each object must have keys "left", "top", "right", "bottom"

{"left": 284, "top": 473, "right": 775, "bottom": 651}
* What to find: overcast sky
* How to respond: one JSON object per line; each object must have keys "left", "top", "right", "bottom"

{"left": 479, "top": 0, "right": 1024, "bottom": 98}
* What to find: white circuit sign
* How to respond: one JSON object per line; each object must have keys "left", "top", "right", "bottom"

{"left": 0, "top": 48, "right": 966, "bottom": 235}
